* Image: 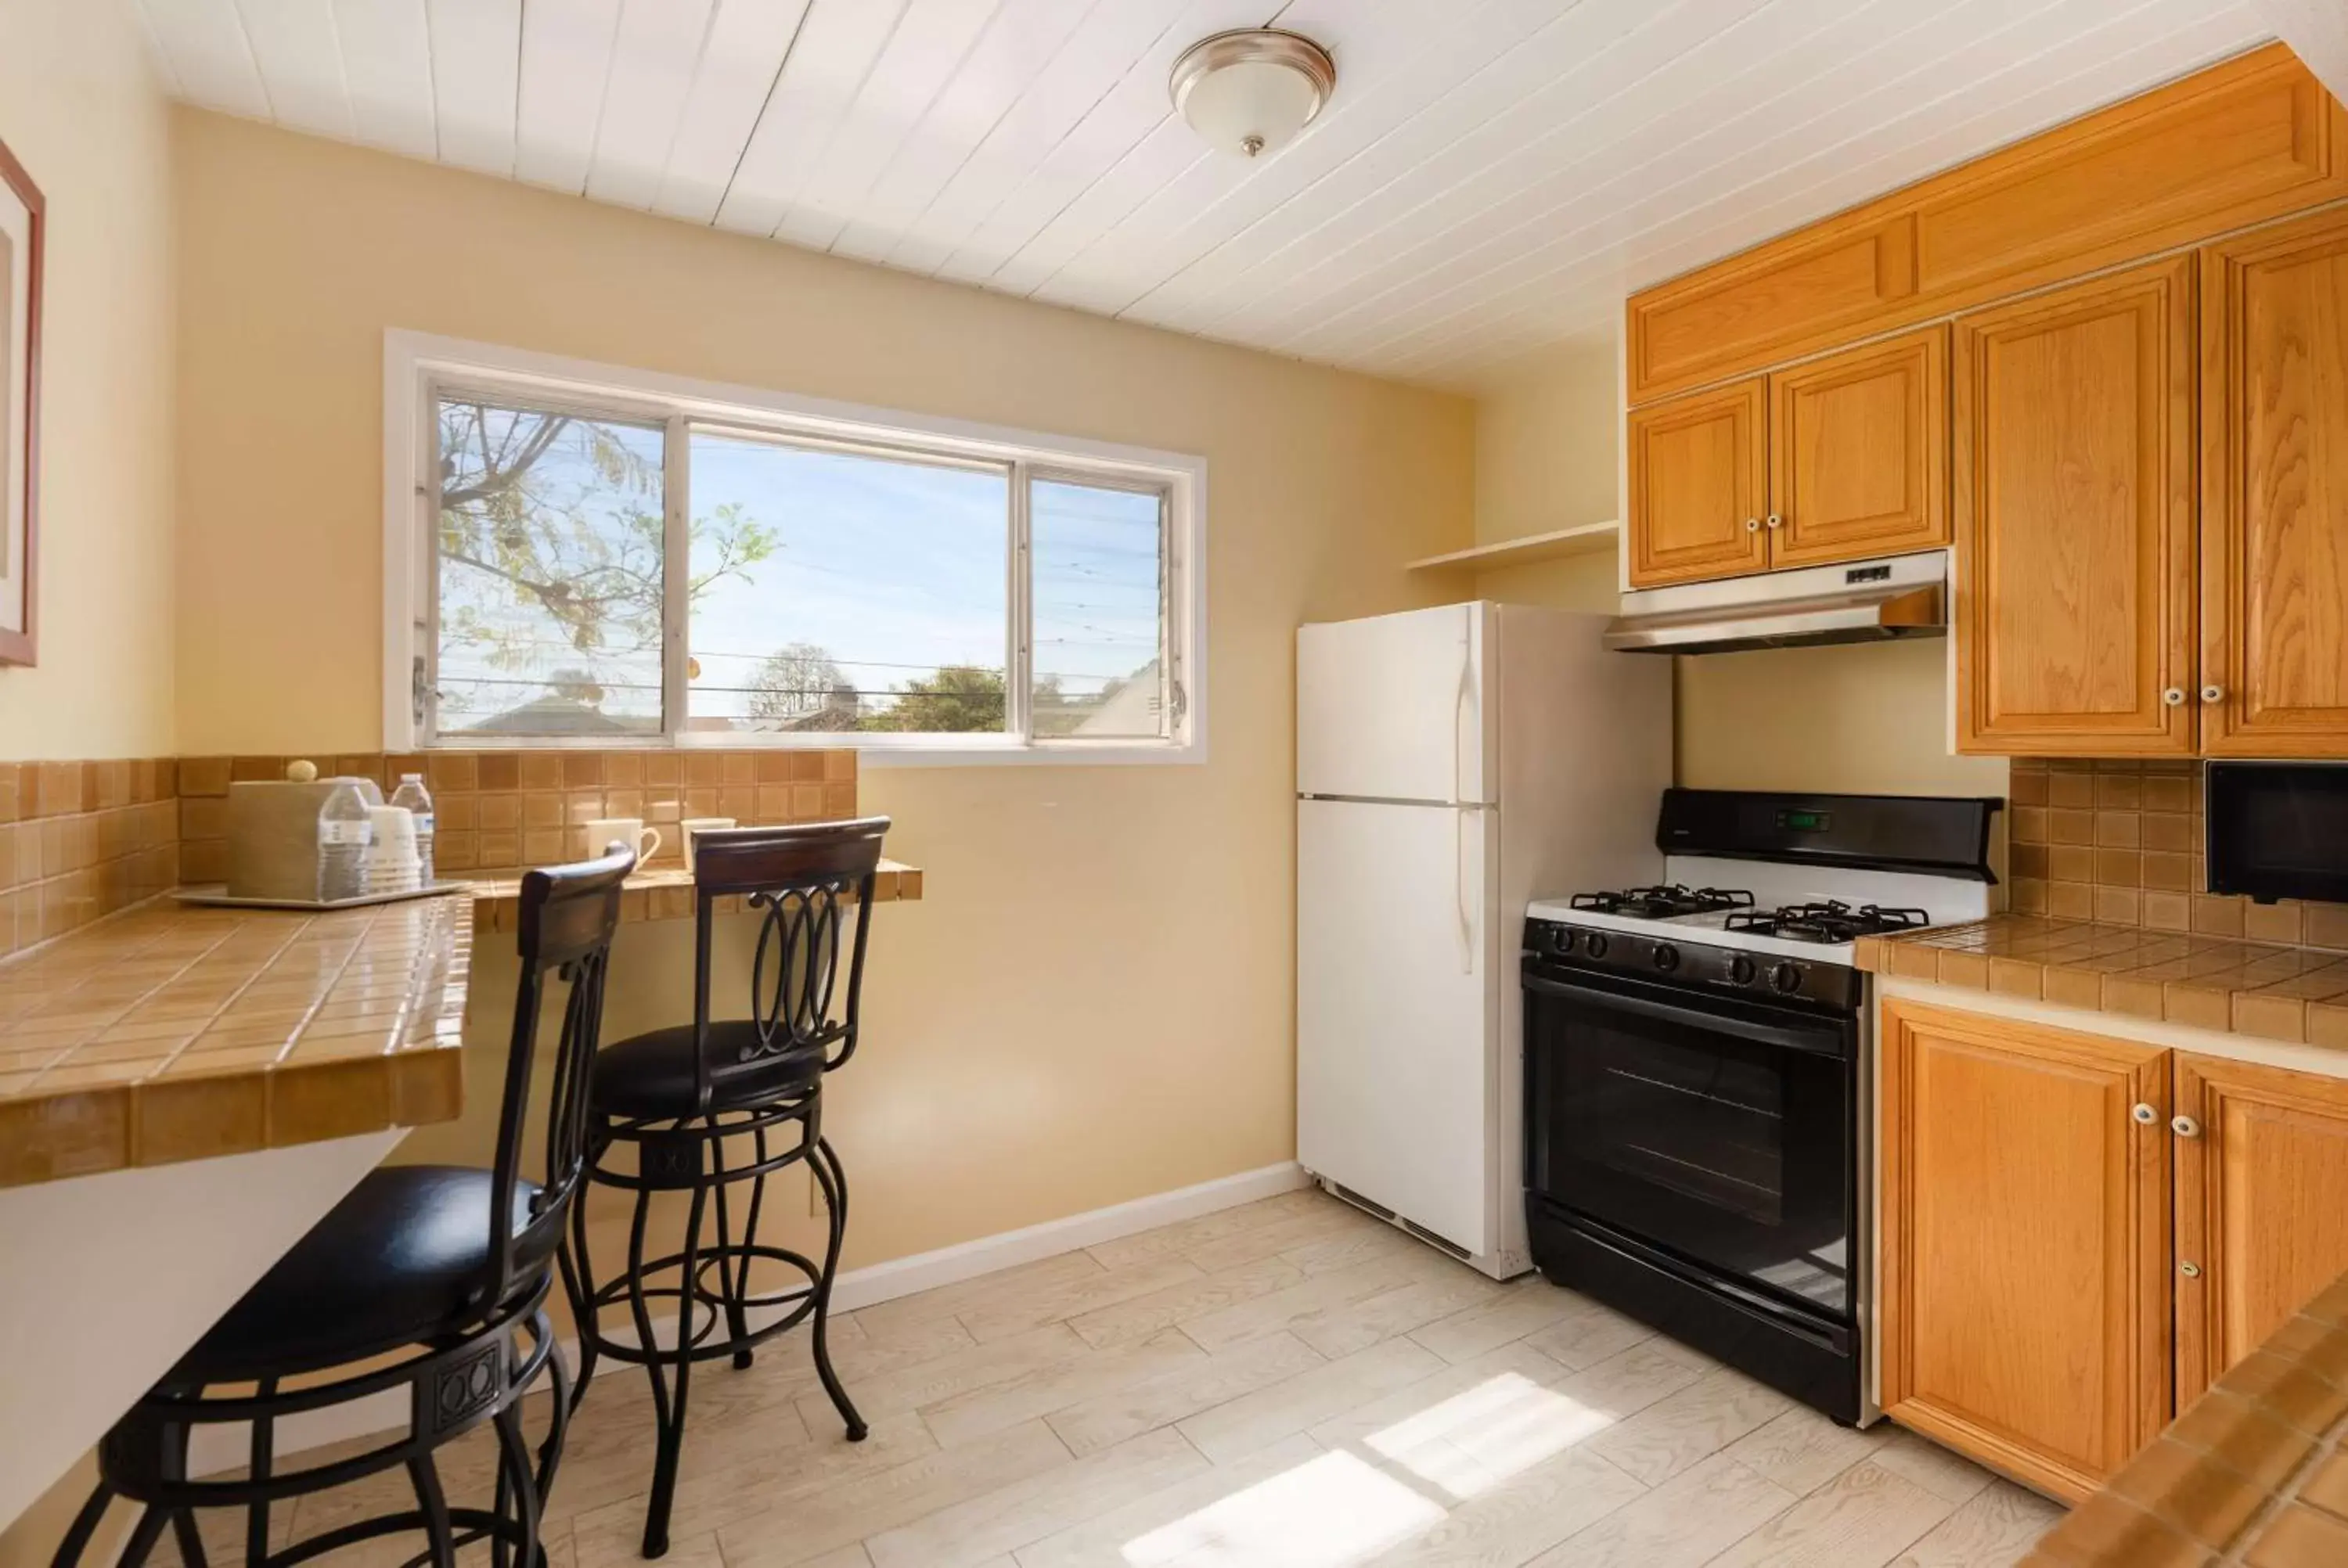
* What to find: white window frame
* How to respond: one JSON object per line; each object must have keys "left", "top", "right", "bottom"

{"left": 383, "top": 330, "right": 1206, "bottom": 766}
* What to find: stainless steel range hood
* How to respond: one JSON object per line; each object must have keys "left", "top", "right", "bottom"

{"left": 1605, "top": 551, "right": 1946, "bottom": 655}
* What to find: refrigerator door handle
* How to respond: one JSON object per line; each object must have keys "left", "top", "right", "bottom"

{"left": 1455, "top": 809, "right": 1477, "bottom": 975}
{"left": 1452, "top": 635, "right": 1473, "bottom": 806}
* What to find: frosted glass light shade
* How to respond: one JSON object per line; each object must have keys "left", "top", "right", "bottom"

{"left": 1170, "top": 31, "right": 1336, "bottom": 160}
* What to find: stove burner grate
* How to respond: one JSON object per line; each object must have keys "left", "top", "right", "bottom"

{"left": 1568, "top": 884, "right": 1756, "bottom": 920}
{"left": 1725, "top": 901, "right": 1933, "bottom": 944}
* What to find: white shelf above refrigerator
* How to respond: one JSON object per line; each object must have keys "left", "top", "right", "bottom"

{"left": 1405, "top": 520, "right": 1619, "bottom": 573}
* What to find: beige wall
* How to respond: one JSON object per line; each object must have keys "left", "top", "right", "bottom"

{"left": 0, "top": 0, "right": 175, "bottom": 760}
{"left": 1460, "top": 337, "right": 1625, "bottom": 615}
{"left": 1471, "top": 337, "right": 1619, "bottom": 548}
{"left": 1676, "top": 639, "right": 2007, "bottom": 797}
{"left": 0, "top": 1, "right": 175, "bottom": 1555}
{"left": 171, "top": 109, "right": 1472, "bottom": 1271}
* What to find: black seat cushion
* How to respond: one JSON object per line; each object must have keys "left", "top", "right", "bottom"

{"left": 176, "top": 1166, "right": 553, "bottom": 1383}
{"left": 590, "top": 1023, "right": 825, "bottom": 1119}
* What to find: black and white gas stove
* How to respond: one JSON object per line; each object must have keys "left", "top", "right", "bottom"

{"left": 1520, "top": 789, "right": 2000, "bottom": 1425}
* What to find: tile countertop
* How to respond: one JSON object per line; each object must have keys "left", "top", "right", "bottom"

{"left": 0, "top": 860, "right": 924, "bottom": 1189}
{"left": 0, "top": 895, "right": 471, "bottom": 1188}
{"left": 1855, "top": 915, "right": 2348, "bottom": 1048}
{"left": 2027, "top": 1272, "right": 2348, "bottom": 1566}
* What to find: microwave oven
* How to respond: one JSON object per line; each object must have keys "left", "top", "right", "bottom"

{"left": 2206, "top": 762, "right": 2348, "bottom": 906}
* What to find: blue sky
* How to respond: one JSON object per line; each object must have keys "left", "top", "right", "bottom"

{"left": 437, "top": 405, "right": 1161, "bottom": 732}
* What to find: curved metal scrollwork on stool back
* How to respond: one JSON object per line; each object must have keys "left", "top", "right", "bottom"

{"left": 562, "top": 816, "right": 890, "bottom": 1559}
{"left": 694, "top": 816, "right": 886, "bottom": 1105}
{"left": 747, "top": 879, "right": 849, "bottom": 1060}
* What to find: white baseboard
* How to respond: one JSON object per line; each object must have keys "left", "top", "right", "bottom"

{"left": 189, "top": 1160, "right": 1307, "bottom": 1477}
{"left": 827, "top": 1160, "right": 1309, "bottom": 1313}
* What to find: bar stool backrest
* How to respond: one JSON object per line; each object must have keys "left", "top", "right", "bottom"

{"left": 491, "top": 844, "right": 636, "bottom": 1309}
{"left": 686, "top": 817, "right": 891, "bottom": 1115}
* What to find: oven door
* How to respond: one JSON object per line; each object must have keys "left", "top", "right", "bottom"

{"left": 1524, "top": 962, "right": 1856, "bottom": 1323}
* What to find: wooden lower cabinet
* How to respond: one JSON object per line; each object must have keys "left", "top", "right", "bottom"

{"left": 1878, "top": 1001, "right": 2170, "bottom": 1501}
{"left": 2173, "top": 1053, "right": 2348, "bottom": 1402}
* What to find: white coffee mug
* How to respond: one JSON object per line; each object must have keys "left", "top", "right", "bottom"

{"left": 585, "top": 818, "right": 661, "bottom": 864}
{"left": 680, "top": 818, "right": 736, "bottom": 871}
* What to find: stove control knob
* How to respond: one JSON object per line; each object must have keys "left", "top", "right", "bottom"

{"left": 1585, "top": 933, "right": 1610, "bottom": 960}
{"left": 1553, "top": 927, "right": 1578, "bottom": 955}
{"left": 1652, "top": 944, "right": 1680, "bottom": 973}
{"left": 1770, "top": 962, "right": 1804, "bottom": 994}
{"left": 1729, "top": 954, "right": 1758, "bottom": 987}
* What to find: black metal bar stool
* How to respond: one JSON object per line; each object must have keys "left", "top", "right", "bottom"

{"left": 52, "top": 847, "right": 636, "bottom": 1568}
{"left": 561, "top": 817, "right": 890, "bottom": 1559}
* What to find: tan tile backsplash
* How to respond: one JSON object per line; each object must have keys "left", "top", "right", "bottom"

{"left": 175, "top": 749, "right": 859, "bottom": 882}
{"left": 0, "top": 759, "right": 182, "bottom": 961}
{"left": 2008, "top": 758, "right": 2348, "bottom": 952}
{"left": 0, "top": 746, "right": 867, "bottom": 968}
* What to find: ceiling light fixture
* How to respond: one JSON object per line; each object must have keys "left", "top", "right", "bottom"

{"left": 1169, "top": 30, "right": 1337, "bottom": 160}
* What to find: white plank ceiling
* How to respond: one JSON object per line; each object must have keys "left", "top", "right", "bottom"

{"left": 132, "top": 0, "right": 2275, "bottom": 388}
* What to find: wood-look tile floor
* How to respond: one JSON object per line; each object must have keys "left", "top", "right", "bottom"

{"left": 179, "top": 1189, "right": 2064, "bottom": 1568}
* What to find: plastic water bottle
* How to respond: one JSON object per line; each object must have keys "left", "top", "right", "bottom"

{"left": 317, "top": 782, "right": 373, "bottom": 902}
{"left": 391, "top": 773, "right": 436, "bottom": 886}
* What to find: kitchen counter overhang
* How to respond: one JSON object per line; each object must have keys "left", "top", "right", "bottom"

{"left": 2027, "top": 1271, "right": 2348, "bottom": 1563}
{"left": 0, "top": 859, "right": 922, "bottom": 1188}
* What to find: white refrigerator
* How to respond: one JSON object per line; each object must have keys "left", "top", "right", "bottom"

{"left": 1296, "top": 602, "right": 1671, "bottom": 1279}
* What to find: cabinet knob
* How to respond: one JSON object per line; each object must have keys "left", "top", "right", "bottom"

{"left": 2162, "top": 688, "right": 2185, "bottom": 707}
{"left": 2181, "top": 1261, "right": 2203, "bottom": 1278}
{"left": 2201, "top": 684, "right": 2226, "bottom": 704}
{"left": 1745, "top": 517, "right": 1760, "bottom": 534}
{"left": 2131, "top": 1102, "right": 2159, "bottom": 1125}
{"left": 2171, "top": 1114, "right": 2201, "bottom": 1138}
{"left": 1765, "top": 513, "right": 1783, "bottom": 530}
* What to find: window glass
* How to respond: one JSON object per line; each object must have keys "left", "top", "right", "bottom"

{"left": 434, "top": 397, "right": 665, "bottom": 735}
{"left": 685, "top": 431, "right": 1011, "bottom": 735}
{"left": 1030, "top": 479, "right": 1167, "bottom": 739}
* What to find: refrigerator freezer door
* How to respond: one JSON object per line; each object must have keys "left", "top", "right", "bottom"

{"left": 1298, "top": 603, "right": 1490, "bottom": 804}
{"left": 1297, "top": 796, "right": 1493, "bottom": 1255}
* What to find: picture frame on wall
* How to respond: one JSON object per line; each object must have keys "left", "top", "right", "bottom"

{"left": 0, "top": 132, "right": 41, "bottom": 667}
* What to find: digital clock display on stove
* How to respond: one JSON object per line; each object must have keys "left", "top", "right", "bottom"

{"left": 1776, "top": 809, "right": 1833, "bottom": 833}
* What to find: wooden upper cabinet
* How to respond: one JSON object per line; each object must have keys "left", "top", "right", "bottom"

{"left": 2173, "top": 1054, "right": 2348, "bottom": 1404}
{"left": 1626, "top": 45, "right": 2348, "bottom": 403}
{"left": 1879, "top": 1001, "right": 2170, "bottom": 1503}
{"left": 2199, "top": 207, "right": 2348, "bottom": 757}
{"left": 1630, "top": 218, "right": 1919, "bottom": 408}
{"left": 1953, "top": 257, "right": 2198, "bottom": 756}
{"left": 1768, "top": 327, "right": 1949, "bottom": 569}
{"left": 1626, "top": 379, "right": 1769, "bottom": 588}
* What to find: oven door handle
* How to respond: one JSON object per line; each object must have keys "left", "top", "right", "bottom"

{"left": 1523, "top": 972, "right": 1850, "bottom": 1059}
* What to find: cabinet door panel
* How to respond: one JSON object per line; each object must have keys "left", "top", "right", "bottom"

{"left": 1770, "top": 327, "right": 1949, "bottom": 568}
{"left": 1626, "top": 379, "right": 1769, "bottom": 588}
{"left": 2200, "top": 209, "right": 2348, "bottom": 757}
{"left": 1953, "top": 259, "right": 2197, "bottom": 755}
{"left": 1880, "top": 1001, "right": 2170, "bottom": 1502}
{"left": 2174, "top": 1053, "right": 2348, "bottom": 1403}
